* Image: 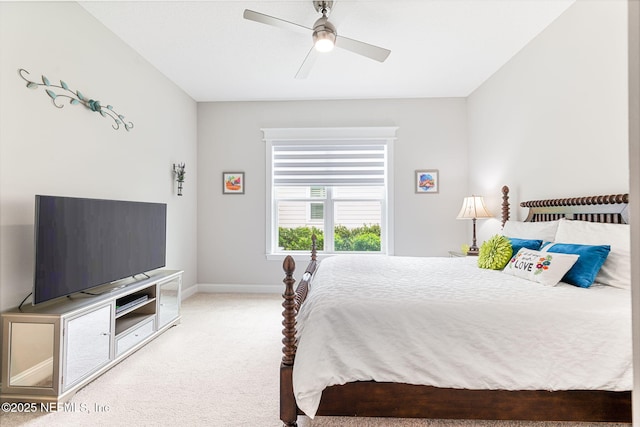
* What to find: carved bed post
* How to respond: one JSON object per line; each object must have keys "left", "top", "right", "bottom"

{"left": 501, "top": 185, "right": 510, "bottom": 227}
{"left": 282, "top": 256, "right": 297, "bottom": 365}
{"left": 281, "top": 256, "right": 298, "bottom": 426}
{"left": 311, "top": 234, "right": 317, "bottom": 262}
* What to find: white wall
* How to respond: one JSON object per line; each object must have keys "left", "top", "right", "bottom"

{"left": 627, "top": 0, "right": 640, "bottom": 422}
{"left": 0, "top": 2, "right": 198, "bottom": 312}
{"left": 467, "top": 0, "right": 629, "bottom": 241}
{"left": 197, "top": 99, "right": 469, "bottom": 286}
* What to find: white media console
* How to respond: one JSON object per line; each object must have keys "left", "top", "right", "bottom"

{"left": 0, "top": 270, "right": 182, "bottom": 403}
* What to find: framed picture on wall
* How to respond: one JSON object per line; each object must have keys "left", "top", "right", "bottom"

{"left": 415, "top": 170, "right": 439, "bottom": 193}
{"left": 223, "top": 172, "right": 245, "bottom": 194}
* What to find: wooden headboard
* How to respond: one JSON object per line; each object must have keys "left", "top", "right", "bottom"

{"left": 501, "top": 185, "right": 629, "bottom": 226}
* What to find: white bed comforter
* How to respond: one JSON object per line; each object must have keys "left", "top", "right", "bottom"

{"left": 292, "top": 255, "right": 632, "bottom": 418}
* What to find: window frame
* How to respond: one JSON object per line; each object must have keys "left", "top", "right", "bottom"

{"left": 263, "top": 127, "right": 396, "bottom": 260}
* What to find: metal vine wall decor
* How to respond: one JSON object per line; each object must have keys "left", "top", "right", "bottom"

{"left": 18, "top": 68, "right": 134, "bottom": 132}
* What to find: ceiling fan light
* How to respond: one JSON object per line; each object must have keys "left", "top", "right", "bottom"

{"left": 314, "top": 31, "right": 335, "bottom": 52}
{"left": 312, "top": 15, "right": 336, "bottom": 53}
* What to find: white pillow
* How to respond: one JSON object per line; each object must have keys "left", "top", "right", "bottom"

{"left": 503, "top": 248, "right": 579, "bottom": 287}
{"left": 501, "top": 220, "right": 559, "bottom": 242}
{"left": 554, "top": 218, "right": 630, "bottom": 289}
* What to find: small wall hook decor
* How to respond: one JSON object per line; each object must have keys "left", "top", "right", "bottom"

{"left": 173, "top": 163, "right": 186, "bottom": 196}
{"left": 18, "top": 68, "right": 134, "bottom": 131}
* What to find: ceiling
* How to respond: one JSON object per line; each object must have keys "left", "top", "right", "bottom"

{"left": 79, "top": 0, "right": 575, "bottom": 102}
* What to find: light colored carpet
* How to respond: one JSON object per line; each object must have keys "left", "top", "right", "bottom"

{"left": 0, "top": 293, "right": 631, "bottom": 427}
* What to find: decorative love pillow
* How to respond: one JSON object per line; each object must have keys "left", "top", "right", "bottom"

{"left": 503, "top": 248, "right": 579, "bottom": 286}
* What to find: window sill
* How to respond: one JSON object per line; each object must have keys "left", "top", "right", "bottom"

{"left": 265, "top": 252, "right": 386, "bottom": 262}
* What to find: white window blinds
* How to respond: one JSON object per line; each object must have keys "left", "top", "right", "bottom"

{"left": 272, "top": 143, "right": 387, "bottom": 187}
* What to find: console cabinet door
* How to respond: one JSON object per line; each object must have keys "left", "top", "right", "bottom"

{"left": 63, "top": 304, "right": 112, "bottom": 390}
{"left": 4, "top": 321, "right": 56, "bottom": 392}
{"left": 158, "top": 276, "right": 181, "bottom": 329}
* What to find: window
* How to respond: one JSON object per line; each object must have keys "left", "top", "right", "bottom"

{"left": 264, "top": 127, "right": 396, "bottom": 257}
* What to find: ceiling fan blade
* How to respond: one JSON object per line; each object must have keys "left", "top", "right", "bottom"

{"left": 335, "top": 36, "right": 390, "bottom": 62}
{"left": 295, "top": 48, "right": 319, "bottom": 79}
{"left": 243, "top": 9, "right": 311, "bottom": 35}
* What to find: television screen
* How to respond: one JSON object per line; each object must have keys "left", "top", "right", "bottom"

{"left": 34, "top": 195, "right": 167, "bottom": 305}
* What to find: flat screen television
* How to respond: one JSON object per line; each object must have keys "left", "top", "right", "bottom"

{"left": 33, "top": 195, "right": 167, "bottom": 305}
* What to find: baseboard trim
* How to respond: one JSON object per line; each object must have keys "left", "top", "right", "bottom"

{"left": 181, "top": 284, "right": 199, "bottom": 300}
{"left": 196, "top": 283, "right": 281, "bottom": 294}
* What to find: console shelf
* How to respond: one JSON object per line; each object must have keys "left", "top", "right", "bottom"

{"left": 1, "top": 270, "right": 182, "bottom": 404}
{"left": 115, "top": 312, "right": 156, "bottom": 336}
{"left": 114, "top": 297, "right": 156, "bottom": 320}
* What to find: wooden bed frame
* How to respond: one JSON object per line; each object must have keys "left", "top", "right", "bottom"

{"left": 279, "top": 186, "right": 631, "bottom": 426}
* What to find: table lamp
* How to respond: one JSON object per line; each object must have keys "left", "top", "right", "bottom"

{"left": 457, "top": 196, "right": 493, "bottom": 256}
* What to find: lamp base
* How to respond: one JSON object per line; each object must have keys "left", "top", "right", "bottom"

{"left": 467, "top": 217, "right": 480, "bottom": 256}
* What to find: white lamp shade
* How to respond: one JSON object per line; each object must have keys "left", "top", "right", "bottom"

{"left": 457, "top": 196, "right": 493, "bottom": 219}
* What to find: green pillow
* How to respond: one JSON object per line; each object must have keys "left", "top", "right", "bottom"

{"left": 478, "top": 234, "right": 513, "bottom": 270}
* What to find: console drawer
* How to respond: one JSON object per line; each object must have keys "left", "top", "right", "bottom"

{"left": 115, "top": 318, "right": 155, "bottom": 356}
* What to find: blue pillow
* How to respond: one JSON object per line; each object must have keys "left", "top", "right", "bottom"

{"left": 507, "top": 237, "right": 543, "bottom": 255}
{"left": 541, "top": 242, "right": 611, "bottom": 288}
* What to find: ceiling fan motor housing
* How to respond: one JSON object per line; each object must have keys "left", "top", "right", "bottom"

{"left": 313, "top": 1, "right": 334, "bottom": 15}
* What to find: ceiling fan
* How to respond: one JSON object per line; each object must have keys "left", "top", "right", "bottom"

{"left": 243, "top": 1, "right": 391, "bottom": 79}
